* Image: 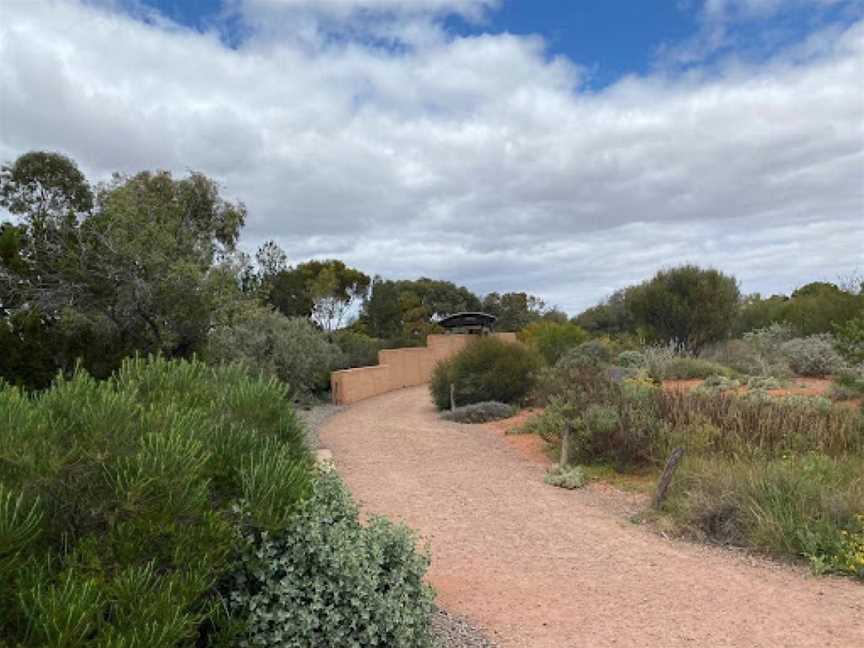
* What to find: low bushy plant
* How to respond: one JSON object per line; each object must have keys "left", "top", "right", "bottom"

{"left": 430, "top": 337, "right": 541, "bottom": 410}
{"left": 746, "top": 375, "right": 784, "bottom": 390}
{"left": 207, "top": 307, "right": 346, "bottom": 395}
{"left": 780, "top": 334, "right": 846, "bottom": 377}
{"left": 0, "top": 357, "right": 313, "bottom": 645}
{"left": 441, "top": 401, "right": 516, "bottom": 423}
{"left": 334, "top": 330, "right": 382, "bottom": 368}
{"left": 518, "top": 321, "right": 588, "bottom": 365}
{"left": 667, "top": 454, "right": 864, "bottom": 579}
{"left": 227, "top": 472, "right": 435, "bottom": 647}
{"left": 834, "top": 315, "right": 864, "bottom": 365}
{"left": 544, "top": 465, "right": 586, "bottom": 490}
{"left": 828, "top": 365, "right": 864, "bottom": 401}
{"left": 694, "top": 374, "right": 741, "bottom": 395}
{"left": 617, "top": 350, "right": 646, "bottom": 368}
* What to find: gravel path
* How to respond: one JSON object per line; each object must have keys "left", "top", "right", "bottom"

{"left": 320, "top": 386, "right": 864, "bottom": 648}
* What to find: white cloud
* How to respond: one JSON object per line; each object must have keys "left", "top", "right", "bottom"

{"left": 0, "top": 0, "right": 862, "bottom": 312}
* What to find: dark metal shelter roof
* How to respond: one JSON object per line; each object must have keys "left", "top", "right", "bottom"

{"left": 437, "top": 312, "right": 497, "bottom": 329}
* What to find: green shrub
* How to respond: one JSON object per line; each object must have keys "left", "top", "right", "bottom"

{"left": 441, "top": 401, "right": 516, "bottom": 424}
{"left": 0, "top": 357, "right": 313, "bottom": 645}
{"left": 746, "top": 375, "right": 784, "bottom": 390}
{"left": 658, "top": 357, "right": 734, "bottom": 380}
{"left": 828, "top": 365, "right": 864, "bottom": 401}
{"left": 694, "top": 375, "right": 741, "bottom": 395}
{"left": 780, "top": 334, "right": 846, "bottom": 377}
{"left": 834, "top": 315, "right": 864, "bottom": 364}
{"left": 617, "top": 350, "right": 646, "bottom": 368}
{"left": 430, "top": 337, "right": 541, "bottom": 410}
{"left": 227, "top": 472, "right": 435, "bottom": 647}
{"left": 667, "top": 454, "right": 864, "bottom": 578}
{"left": 519, "top": 321, "right": 588, "bottom": 365}
{"left": 334, "top": 330, "right": 382, "bottom": 368}
{"left": 544, "top": 465, "right": 586, "bottom": 490}
{"left": 206, "top": 307, "right": 346, "bottom": 395}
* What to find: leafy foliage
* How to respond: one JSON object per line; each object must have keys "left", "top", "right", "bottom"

{"left": 334, "top": 330, "right": 382, "bottom": 368}
{"left": 228, "top": 472, "right": 435, "bottom": 647}
{"left": 544, "top": 465, "right": 586, "bottom": 490}
{"left": 430, "top": 337, "right": 541, "bottom": 410}
{"left": 206, "top": 307, "right": 346, "bottom": 395}
{"left": 519, "top": 320, "right": 589, "bottom": 365}
{"left": 780, "top": 334, "right": 846, "bottom": 376}
{"left": 624, "top": 265, "right": 740, "bottom": 351}
{"left": 0, "top": 357, "right": 313, "bottom": 645}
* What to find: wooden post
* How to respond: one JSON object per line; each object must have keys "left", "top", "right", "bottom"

{"left": 653, "top": 447, "right": 685, "bottom": 510}
{"left": 559, "top": 422, "right": 572, "bottom": 469}
{"left": 449, "top": 384, "right": 456, "bottom": 412}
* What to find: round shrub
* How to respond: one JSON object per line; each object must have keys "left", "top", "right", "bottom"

{"left": 207, "top": 307, "right": 346, "bottom": 395}
{"left": 617, "top": 350, "right": 646, "bottom": 368}
{"left": 430, "top": 337, "right": 541, "bottom": 410}
{"left": 228, "top": 472, "right": 435, "bottom": 647}
{"left": 556, "top": 340, "right": 614, "bottom": 370}
{"left": 519, "top": 321, "right": 588, "bottom": 365}
{"left": 780, "top": 335, "right": 846, "bottom": 376}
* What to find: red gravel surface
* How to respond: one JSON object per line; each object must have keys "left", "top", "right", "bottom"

{"left": 319, "top": 386, "right": 864, "bottom": 648}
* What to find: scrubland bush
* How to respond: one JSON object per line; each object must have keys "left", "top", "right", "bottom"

{"left": 430, "top": 337, "right": 541, "bottom": 410}
{"left": 518, "top": 320, "right": 588, "bottom": 365}
{"left": 207, "top": 307, "right": 346, "bottom": 395}
{"left": 441, "top": 401, "right": 516, "bottom": 423}
{"left": 334, "top": 330, "right": 381, "bottom": 368}
{"left": 544, "top": 465, "right": 586, "bottom": 490}
{"left": 0, "top": 357, "right": 312, "bottom": 645}
{"left": 228, "top": 473, "right": 435, "bottom": 647}
{"left": 668, "top": 455, "right": 864, "bottom": 578}
{"left": 828, "top": 364, "right": 864, "bottom": 401}
{"left": 641, "top": 343, "right": 733, "bottom": 381}
{"left": 694, "top": 375, "right": 741, "bottom": 395}
{"left": 617, "top": 350, "right": 646, "bottom": 368}
{"left": 781, "top": 334, "right": 846, "bottom": 376}
{"left": 834, "top": 315, "right": 864, "bottom": 364}
{"left": 746, "top": 375, "right": 784, "bottom": 390}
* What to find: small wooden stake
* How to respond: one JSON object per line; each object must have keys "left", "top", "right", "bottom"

{"left": 449, "top": 384, "right": 456, "bottom": 412}
{"left": 559, "top": 422, "right": 573, "bottom": 468}
{"left": 653, "top": 447, "right": 685, "bottom": 510}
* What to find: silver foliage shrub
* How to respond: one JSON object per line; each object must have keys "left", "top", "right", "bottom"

{"left": 207, "top": 307, "right": 346, "bottom": 395}
{"left": 441, "top": 401, "right": 516, "bottom": 423}
{"left": 228, "top": 472, "right": 435, "bottom": 648}
{"left": 780, "top": 334, "right": 846, "bottom": 376}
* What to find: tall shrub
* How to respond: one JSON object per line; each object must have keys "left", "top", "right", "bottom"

{"left": 430, "top": 337, "right": 541, "bottom": 410}
{"left": 207, "top": 307, "right": 346, "bottom": 395}
{"left": 519, "top": 320, "right": 588, "bottom": 365}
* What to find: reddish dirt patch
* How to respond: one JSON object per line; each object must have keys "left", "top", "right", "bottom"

{"left": 321, "top": 386, "right": 864, "bottom": 648}
{"left": 480, "top": 408, "right": 550, "bottom": 465}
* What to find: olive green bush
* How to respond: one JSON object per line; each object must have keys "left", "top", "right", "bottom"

{"left": 518, "top": 320, "right": 588, "bottom": 365}
{"left": 441, "top": 401, "right": 516, "bottom": 423}
{"left": 544, "top": 465, "right": 586, "bottom": 490}
{"left": 667, "top": 454, "right": 864, "bottom": 579}
{"left": 206, "top": 307, "right": 346, "bottom": 395}
{"left": 0, "top": 357, "right": 313, "bottom": 645}
{"left": 430, "top": 337, "right": 542, "bottom": 410}
{"left": 829, "top": 365, "right": 864, "bottom": 401}
{"left": 334, "top": 330, "right": 382, "bottom": 368}
{"left": 228, "top": 472, "right": 435, "bottom": 647}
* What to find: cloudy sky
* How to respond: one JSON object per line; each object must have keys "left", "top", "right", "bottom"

{"left": 1, "top": 0, "right": 862, "bottom": 313}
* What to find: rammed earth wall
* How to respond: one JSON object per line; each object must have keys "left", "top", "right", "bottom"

{"left": 330, "top": 333, "right": 518, "bottom": 404}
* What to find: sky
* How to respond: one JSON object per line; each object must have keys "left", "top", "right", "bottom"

{"left": 0, "top": 0, "right": 862, "bottom": 314}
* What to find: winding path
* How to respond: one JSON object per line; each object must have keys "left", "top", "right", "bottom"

{"left": 319, "top": 386, "right": 863, "bottom": 648}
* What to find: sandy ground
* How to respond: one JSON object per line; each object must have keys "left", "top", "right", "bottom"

{"left": 319, "top": 386, "right": 864, "bottom": 648}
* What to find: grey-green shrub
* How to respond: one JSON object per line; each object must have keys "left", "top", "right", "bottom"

{"left": 207, "top": 307, "right": 346, "bottom": 395}
{"left": 780, "top": 334, "right": 846, "bottom": 376}
{"left": 334, "top": 330, "right": 382, "bottom": 368}
{"left": 228, "top": 472, "right": 435, "bottom": 647}
{"left": 441, "top": 401, "right": 516, "bottom": 424}
{"left": 429, "top": 337, "right": 541, "bottom": 410}
{"left": 544, "top": 465, "right": 586, "bottom": 490}
{"left": 617, "top": 350, "right": 646, "bottom": 368}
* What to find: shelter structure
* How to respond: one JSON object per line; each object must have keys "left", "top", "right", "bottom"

{"left": 437, "top": 312, "right": 496, "bottom": 335}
